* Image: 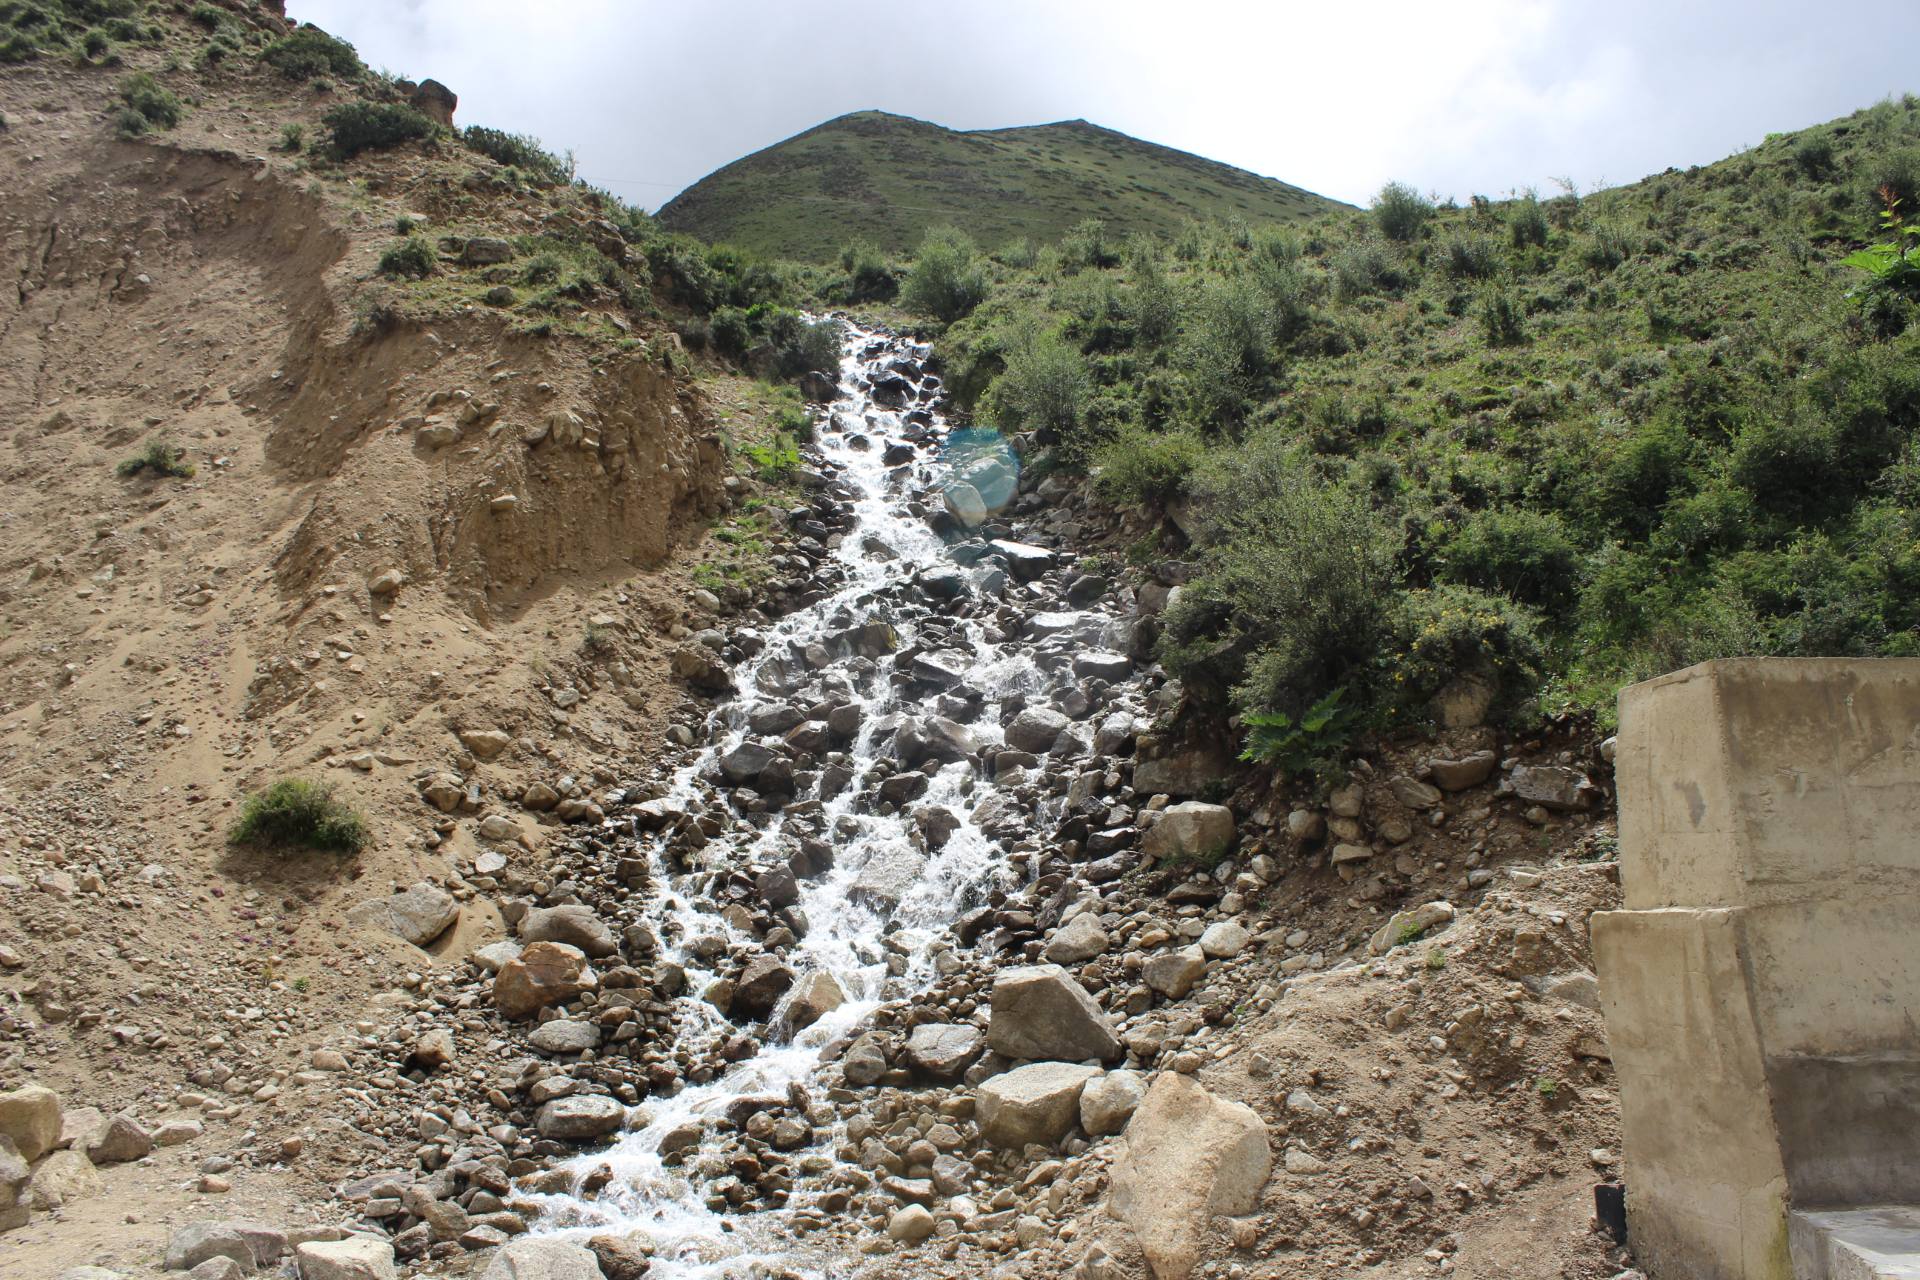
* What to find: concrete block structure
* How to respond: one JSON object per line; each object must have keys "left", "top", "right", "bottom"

{"left": 1592, "top": 658, "right": 1920, "bottom": 1279}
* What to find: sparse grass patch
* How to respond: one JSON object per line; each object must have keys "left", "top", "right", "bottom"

{"left": 116, "top": 71, "right": 180, "bottom": 137}
{"left": 377, "top": 235, "right": 436, "bottom": 279}
{"left": 227, "top": 779, "right": 370, "bottom": 854}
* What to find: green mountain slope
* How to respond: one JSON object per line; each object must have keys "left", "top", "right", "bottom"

{"left": 657, "top": 110, "right": 1347, "bottom": 261}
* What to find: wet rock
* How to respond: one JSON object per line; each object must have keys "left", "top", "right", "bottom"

{"left": 346, "top": 883, "right": 459, "bottom": 948}
{"left": 585, "top": 1234, "right": 653, "bottom": 1280}
{"left": 990, "top": 540, "right": 1055, "bottom": 582}
{"left": 987, "top": 964, "right": 1121, "bottom": 1062}
{"left": 887, "top": 1204, "right": 936, "bottom": 1244}
{"left": 1005, "top": 707, "right": 1070, "bottom": 754}
{"left": 1072, "top": 650, "right": 1132, "bottom": 681}
{"left": 977, "top": 1062, "right": 1101, "bottom": 1148}
{"left": 732, "top": 956, "right": 795, "bottom": 1020}
{"left": 1140, "top": 802, "right": 1235, "bottom": 861}
{"left": 493, "top": 942, "right": 597, "bottom": 1019}
{"left": 780, "top": 970, "right": 844, "bottom": 1033}
{"left": 718, "top": 743, "right": 779, "bottom": 786}
{"left": 519, "top": 905, "right": 617, "bottom": 958}
{"left": 905, "top": 1024, "right": 982, "bottom": 1080}
{"left": 942, "top": 484, "right": 988, "bottom": 529}
{"left": 842, "top": 1034, "right": 889, "bottom": 1086}
{"left": 535, "top": 1095, "right": 626, "bottom": 1142}
{"left": 1108, "top": 1074, "right": 1272, "bottom": 1280}
{"left": 670, "top": 646, "right": 733, "bottom": 692}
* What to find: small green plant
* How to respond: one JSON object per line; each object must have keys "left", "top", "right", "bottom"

{"left": 582, "top": 621, "right": 613, "bottom": 654}
{"left": 1536, "top": 1076, "right": 1561, "bottom": 1100}
{"left": 279, "top": 122, "right": 304, "bottom": 153}
{"left": 1478, "top": 285, "right": 1526, "bottom": 345}
{"left": 116, "top": 438, "right": 195, "bottom": 479}
{"left": 227, "top": 779, "right": 370, "bottom": 854}
{"left": 1843, "top": 192, "right": 1920, "bottom": 300}
{"left": 738, "top": 435, "right": 801, "bottom": 482}
{"left": 116, "top": 72, "right": 181, "bottom": 138}
{"left": 1425, "top": 947, "right": 1448, "bottom": 971}
{"left": 292, "top": 976, "right": 310, "bottom": 992}
{"left": 1394, "top": 920, "right": 1427, "bottom": 947}
{"left": 321, "top": 102, "right": 433, "bottom": 159}
{"left": 377, "top": 236, "right": 436, "bottom": 279}
{"left": 1237, "top": 687, "right": 1353, "bottom": 775}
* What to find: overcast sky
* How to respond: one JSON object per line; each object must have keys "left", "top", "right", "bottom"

{"left": 296, "top": 1, "right": 1911, "bottom": 213}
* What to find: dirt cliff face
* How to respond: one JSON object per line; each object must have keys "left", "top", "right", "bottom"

{"left": 0, "top": 15, "right": 755, "bottom": 1269}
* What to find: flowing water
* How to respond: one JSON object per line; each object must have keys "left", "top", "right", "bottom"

{"left": 522, "top": 319, "right": 1119, "bottom": 1277}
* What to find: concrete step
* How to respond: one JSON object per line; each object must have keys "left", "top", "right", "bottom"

{"left": 1791, "top": 1206, "right": 1920, "bottom": 1280}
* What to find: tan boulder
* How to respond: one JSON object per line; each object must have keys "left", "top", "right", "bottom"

{"left": 493, "top": 942, "right": 597, "bottom": 1019}
{"left": 1108, "top": 1074, "right": 1272, "bottom": 1280}
{"left": 0, "top": 1086, "right": 61, "bottom": 1162}
{"left": 976, "top": 1062, "right": 1101, "bottom": 1148}
{"left": 28, "top": 1149, "right": 102, "bottom": 1209}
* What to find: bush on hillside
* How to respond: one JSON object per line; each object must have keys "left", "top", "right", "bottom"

{"left": 322, "top": 101, "right": 433, "bottom": 159}
{"left": 227, "top": 778, "right": 369, "bottom": 854}
{"left": 1380, "top": 584, "right": 1545, "bottom": 721}
{"left": 901, "top": 225, "right": 988, "bottom": 322}
{"left": 261, "top": 26, "right": 361, "bottom": 80}
{"left": 378, "top": 235, "right": 436, "bottom": 279}
{"left": 1094, "top": 424, "right": 1205, "bottom": 507}
{"left": 462, "top": 124, "right": 573, "bottom": 185}
{"left": 982, "top": 322, "right": 1091, "bottom": 450}
{"left": 1060, "top": 217, "right": 1120, "bottom": 269}
{"left": 1332, "top": 237, "right": 1403, "bottom": 300}
{"left": 1443, "top": 232, "right": 1501, "bottom": 279}
{"left": 1508, "top": 189, "right": 1549, "bottom": 247}
{"left": 1372, "top": 181, "right": 1434, "bottom": 241}
{"left": 116, "top": 438, "right": 194, "bottom": 479}
{"left": 839, "top": 239, "right": 897, "bottom": 302}
{"left": 1441, "top": 507, "right": 1582, "bottom": 611}
{"left": 116, "top": 71, "right": 180, "bottom": 137}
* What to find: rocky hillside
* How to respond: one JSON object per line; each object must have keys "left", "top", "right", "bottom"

{"left": 658, "top": 111, "right": 1347, "bottom": 261}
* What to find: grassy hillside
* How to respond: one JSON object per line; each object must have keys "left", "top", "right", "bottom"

{"left": 895, "top": 97, "right": 1920, "bottom": 749}
{"left": 658, "top": 110, "right": 1346, "bottom": 262}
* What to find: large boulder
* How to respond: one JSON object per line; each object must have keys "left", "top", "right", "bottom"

{"left": 164, "top": 1223, "right": 287, "bottom": 1272}
{"left": 779, "top": 970, "right": 844, "bottom": 1034}
{"left": 493, "top": 942, "right": 597, "bottom": 1018}
{"left": 1132, "top": 745, "right": 1231, "bottom": 799}
{"left": 670, "top": 646, "right": 732, "bottom": 692}
{"left": 1140, "top": 802, "right": 1236, "bottom": 862}
{"left": 1004, "top": 707, "right": 1070, "bottom": 754}
{"left": 1143, "top": 945, "right": 1208, "bottom": 999}
{"left": 534, "top": 1095, "right": 626, "bottom": 1142}
{"left": 718, "top": 742, "right": 779, "bottom": 786}
{"left": 1045, "top": 913, "right": 1110, "bottom": 964}
{"left": 479, "top": 1238, "right": 607, "bottom": 1280}
{"left": 518, "top": 905, "right": 617, "bottom": 958}
{"left": 1108, "top": 1074, "right": 1273, "bottom": 1280}
{"left": 84, "top": 1111, "right": 153, "bottom": 1164}
{"left": 28, "top": 1150, "right": 101, "bottom": 1209}
{"left": 987, "top": 965, "right": 1121, "bottom": 1062}
{"left": 0, "top": 1086, "right": 61, "bottom": 1162}
{"left": 1510, "top": 764, "right": 1598, "bottom": 811}
{"left": 731, "top": 956, "right": 795, "bottom": 1020}
{"left": 977, "top": 1062, "right": 1101, "bottom": 1148}
{"left": 295, "top": 1237, "right": 398, "bottom": 1280}
{"left": 346, "top": 883, "right": 458, "bottom": 948}
{"left": 905, "top": 1024, "right": 982, "bottom": 1080}
{"left": 942, "top": 483, "right": 988, "bottom": 529}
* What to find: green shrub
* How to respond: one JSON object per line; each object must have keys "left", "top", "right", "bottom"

{"left": 1792, "top": 132, "right": 1834, "bottom": 179}
{"left": 1333, "top": 238, "right": 1403, "bottom": 300}
{"left": 1381, "top": 584, "right": 1545, "bottom": 720}
{"left": 1237, "top": 687, "right": 1354, "bottom": 778}
{"left": 227, "top": 779, "right": 370, "bottom": 854}
{"left": 839, "top": 239, "right": 896, "bottom": 302}
{"left": 1094, "top": 425, "right": 1205, "bottom": 507}
{"left": 461, "top": 124, "right": 573, "bottom": 184}
{"left": 1161, "top": 455, "right": 1403, "bottom": 715}
{"left": 1478, "top": 285, "right": 1525, "bottom": 345}
{"left": 1060, "top": 217, "right": 1120, "bottom": 269}
{"left": 322, "top": 101, "right": 433, "bottom": 159}
{"left": 116, "top": 438, "right": 195, "bottom": 479}
{"left": 1371, "top": 181, "right": 1434, "bottom": 242}
{"left": 1442, "top": 507, "right": 1582, "bottom": 611}
{"left": 261, "top": 26, "right": 362, "bottom": 80}
{"left": 116, "top": 72, "right": 180, "bottom": 136}
{"left": 1443, "top": 232, "right": 1501, "bottom": 279}
{"left": 188, "top": 3, "right": 225, "bottom": 29}
{"left": 982, "top": 322, "right": 1091, "bottom": 451}
{"left": 377, "top": 235, "right": 436, "bottom": 279}
{"left": 901, "top": 225, "right": 988, "bottom": 322}
{"left": 1508, "top": 189, "right": 1549, "bottom": 247}
{"left": 279, "top": 121, "right": 304, "bottom": 152}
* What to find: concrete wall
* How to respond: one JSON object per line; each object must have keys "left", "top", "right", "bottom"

{"left": 1593, "top": 659, "right": 1920, "bottom": 1280}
